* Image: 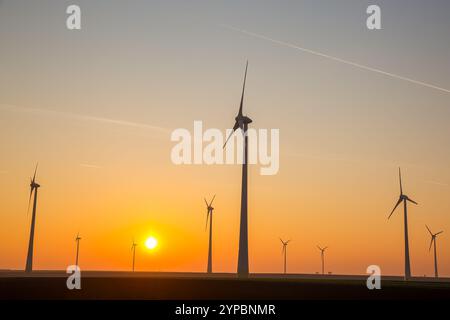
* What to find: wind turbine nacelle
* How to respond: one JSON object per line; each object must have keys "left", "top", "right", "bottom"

{"left": 235, "top": 116, "right": 253, "bottom": 124}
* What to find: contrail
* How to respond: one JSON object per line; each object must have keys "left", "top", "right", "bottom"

{"left": 0, "top": 103, "right": 170, "bottom": 133}
{"left": 222, "top": 25, "right": 450, "bottom": 94}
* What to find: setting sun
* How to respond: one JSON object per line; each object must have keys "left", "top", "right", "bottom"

{"left": 145, "top": 237, "right": 158, "bottom": 250}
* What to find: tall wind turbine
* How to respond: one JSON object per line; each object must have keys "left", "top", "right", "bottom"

{"left": 388, "top": 168, "right": 418, "bottom": 280}
{"left": 317, "top": 246, "right": 328, "bottom": 275}
{"left": 223, "top": 61, "right": 252, "bottom": 277}
{"left": 131, "top": 238, "right": 137, "bottom": 272}
{"left": 280, "top": 238, "right": 291, "bottom": 274}
{"left": 25, "top": 164, "right": 40, "bottom": 273}
{"left": 75, "top": 233, "right": 81, "bottom": 267}
{"left": 426, "top": 225, "right": 443, "bottom": 278}
{"left": 204, "top": 195, "right": 216, "bottom": 274}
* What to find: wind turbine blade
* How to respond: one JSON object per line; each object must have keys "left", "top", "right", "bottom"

{"left": 238, "top": 61, "right": 248, "bottom": 117}
{"left": 429, "top": 237, "right": 434, "bottom": 251}
{"left": 209, "top": 195, "right": 216, "bottom": 207}
{"left": 323, "top": 246, "right": 328, "bottom": 251}
{"left": 27, "top": 186, "right": 33, "bottom": 215}
{"left": 204, "top": 198, "right": 209, "bottom": 207}
{"left": 388, "top": 198, "right": 402, "bottom": 219}
{"left": 317, "top": 245, "right": 322, "bottom": 251}
{"left": 435, "top": 231, "right": 443, "bottom": 236}
{"left": 399, "top": 167, "right": 403, "bottom": 195}
{"left": 205, "top": 211, "right": 210, "bottom": 231}
{"left": 223, "top": 122, "right": 239, "bottom": 149}
{"left": 406, "top": 197, "right": 418, "bottom": 205}
{"left": 32, "top": 163, "right": 38, "bottom": 183}
{"left": 426, "top": 225, "right": 433, "bottom": 236}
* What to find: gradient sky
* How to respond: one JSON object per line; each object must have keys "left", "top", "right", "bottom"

{"left": 1, "top": 0, "right": 450, "bottom": 276}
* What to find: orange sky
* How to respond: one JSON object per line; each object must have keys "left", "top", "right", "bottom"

{"left": 0, "top": 119, "right": 449, "bottom": 276}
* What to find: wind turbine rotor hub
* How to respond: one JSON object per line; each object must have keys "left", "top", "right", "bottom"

{"left": 235, "top": 116, "right": 252, "bottom": 124}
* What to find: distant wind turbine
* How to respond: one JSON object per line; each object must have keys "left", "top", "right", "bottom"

{"left": 425, "top": 225, "right": 443, "bottom": 278}
{"left": 388, "top": 168, "right": 418, "bottom": 280}
{"left": 279, "top": 238, "right": 291, "bottom": 274}
{"left": 204, "top": 195, "right": 216, "bottom": 274}
{"left": 25, "top": 164, "right": 40, "bottom": 273}
{"left": 317, "top": 246, "right": 328, "bottom": 275}
{"left": 131, "top": 238, "right": 138, "bottom": 272}
{"left": 75, "top": 233, "right": 81, "bottom": 267}
{"left": 223, "top": 61, "right": 252, "bottom": 277}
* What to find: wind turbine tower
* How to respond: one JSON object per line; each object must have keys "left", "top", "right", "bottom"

{"left": 204, "top": 195, "right": 216, "bottom": 274}
{"left": 75, "top": 233, "right": 81, "bottom": 267}
{"left": 280, "top": 238, "right": 291, "bottom": 274}
{"left": 223, "top": 61, "right": 252, "bottom": 277}
{"left": 25, "top": 164, "right": 40, "bottom": 273}
{"left": 388, "top": 168, "right": 418, "bottom": 280}
{"left": 426, "top": 225, "right": 443, "bottom": 278}
{"left": 317, "top": 246, "right": 328, "bottom": 275}
{"left": 131, "top": 239, "right": 138, "bottom": 272}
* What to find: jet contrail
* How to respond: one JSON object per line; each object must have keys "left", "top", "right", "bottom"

{"left": 0, "top": 103, "right": 170, "bottom": 133}
{"left": 221, "top": 25, "right": 450, "bottom": 94}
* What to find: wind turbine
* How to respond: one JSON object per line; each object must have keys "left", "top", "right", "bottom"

{"left": 223, "top": 61, "right": 252, "bottom": 277}
{"left": 131, "top": 238, "right": 138, "bottom": 272}
{"left": 388, "top": 168, "right": 418, "bottom": 280}
{"left": 280, "top": 238, "right": 291, "bottom": 274}
{"left": 25, "top": 164, "right": 40, "bottom": 273}
{"left": 317, "top": 246, "right": 328, "bottom": 275}
{"left": 204, "top": 195, "right": 216, "bottom": 274}
{"left": 425, "top": 225, "right": 443, "bottom": 278}
{"left": 75, "top": 233, "right": 81, "bottom": 267}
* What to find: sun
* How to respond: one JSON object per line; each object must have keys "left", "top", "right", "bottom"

{"left": 145, "top": 236, "right": 158, "bottom": 250}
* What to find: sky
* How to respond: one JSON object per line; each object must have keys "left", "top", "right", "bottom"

{"left": 0, "top": 0, "right": 450, "bottom": 276}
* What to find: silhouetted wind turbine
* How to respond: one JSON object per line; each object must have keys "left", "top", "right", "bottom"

{"left": 223, "top": 61, "right": 252, "bottom": 277}
{"left": 25, "top": 164, "right": 40, "bottom": 273}
{"left": 426, "top": 225, "right": 443, "bottom": 278}
{"left": 204, "top": 195, "right": 216, "bottom": 274}
{"left": 317, "top": 246, "right": 328, "bottom": 275}
{"left": 280, "top": 238, "right": 291, "bottom": 274}
{"left": 75, "top": 233, "right": 81, "bottom": 267}
{"left": 131, "top": 238, "right": 137, "bottom": 272}
{"left": 388, "top": 168, "right": 418, "bottom": 280}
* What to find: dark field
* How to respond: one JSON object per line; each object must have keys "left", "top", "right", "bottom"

{"left": 1, "top": 271, "right": 449, "bottom": 300}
